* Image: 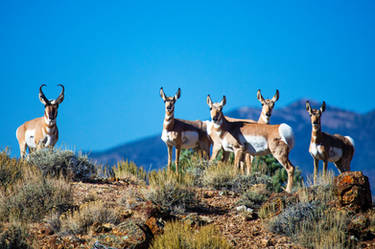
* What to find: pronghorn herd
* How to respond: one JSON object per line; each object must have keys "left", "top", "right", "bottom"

{"left": 159, "top": 87, "right": 355, "bottom": 193}
{"left": 15, "top": 85, "right": 355, "bottom": 193}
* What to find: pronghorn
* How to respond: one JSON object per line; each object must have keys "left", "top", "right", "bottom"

{"left": 16, "top": 84, "right": 65, "bottom": 158}
{"left": 206, "top": 95, "right": 296, "bottom": 193}
{"left": 160, "top": 87, "right": 211, "bottom": 173}
{"left": 306, "top": 101, "right": 354, "bottom": 184}
{"left": 221, "top": 89, "right": 280, "bottom": 166}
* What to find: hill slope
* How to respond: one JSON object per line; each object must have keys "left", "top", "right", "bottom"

{"left": 90, "top": 99, "right": 375, "bottom": 186}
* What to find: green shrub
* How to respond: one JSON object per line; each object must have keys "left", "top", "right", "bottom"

{"left": 0, "top": 223, "right": 32, "bottom": 249}
{"left": 252, "top": 155, "right": 303, "bottom": 192}
{"left": 0, "top": 170, "right": 73, "bottom": 222}
{"left": 150, "top": 221, "right": 232, "bottom": 249}
{"left": 237, "top": 190, "right": 268, "bottom": 209}
{"left": 27, "top": 148, "right": 96, "bottom": 181}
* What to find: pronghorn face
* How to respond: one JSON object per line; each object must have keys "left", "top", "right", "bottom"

{"left": 207, "top": 95, "right": 226, "bottom": 124}
{"left": 306, "top": 101, "right": 326, "bottom": 128}
{"left": 39, "top": 84, "right": 65, "bottom": 122}
{"left": 257, "top": 89, "right": 279, "bottom": 118}
{"left": 160, "top": 87, "right": 181, "bottom": 115}
{"left": 44, "top": 104, "right": 59, "bottom": 121}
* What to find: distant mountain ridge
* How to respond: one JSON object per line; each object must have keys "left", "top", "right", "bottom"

{"left": 90, "top": 99, "right": 375, "bottom": 189}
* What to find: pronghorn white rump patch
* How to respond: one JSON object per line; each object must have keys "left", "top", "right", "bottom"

{"left": 328, "top": 147, "right": 343, "bottom": 162}
{"left": 25, "top": 129, "right": 37, "bottom": 148}
{"left": 345, "top": 136, "right": 355, "bottom": 147}
{"left": 241, "top": 135, "right": 268, "bottom": 155}
{"left": 278, "top": 123, "right": 294, "bottom": 149}
{"left": 181, "top": 131, "right": 199, "bottom": 149}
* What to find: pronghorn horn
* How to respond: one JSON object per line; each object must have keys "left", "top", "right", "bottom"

{"left": 257, "top": 89, "right": 265, "bottom": 103}
{"left": 55, "top": 84, "right": 65, "bottom": 104}
{"left": 320, "top": 101, "right": 326, "bottom": 113}
{"left": 175, "top": 88, "right": 181, "bottom": 100}
{"left": 220, "top": 96, "right": 226, "bottom": 106}
{"left": 39, "top": 84, "right": 50, "bottom": 105}
{"left": 272, "top": 89, "right": 280, "bottom": 102}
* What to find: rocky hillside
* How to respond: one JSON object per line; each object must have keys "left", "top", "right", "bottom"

{"left": 90, "top": 99, "right": 375, "bottom": 189}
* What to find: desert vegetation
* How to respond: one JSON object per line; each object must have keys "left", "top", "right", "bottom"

{"left": 0, "top": 148, "right": 374, "bottom": 248}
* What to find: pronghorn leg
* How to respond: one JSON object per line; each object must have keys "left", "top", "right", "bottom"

{"left": 222, "top": 151, "right": 230, "bottom": 163}
{"left": 175, "top": 146, "right": 181, "bottom": 174}
{"left": 19, "top": 142, "right": 27, "bottom": 159}
{"left": 270, "top": 143, "right": 295, "bottom": 193}
{"left": 167, "top": 145, "right": 173, "bottom": 171}
{"left": 210, "top": 143, "right": 221, "bottom": 163}
{"left": 245, "top": 153, "right": 253, "bottom": 175}
{"left": 323, "top": 160, "right": 328, "bottom": 178}
{"left": 313, "top": 158, "right": 319, "bottom": 185}
{"left": 234, "top": 147, "right": 245, "bottom": 173}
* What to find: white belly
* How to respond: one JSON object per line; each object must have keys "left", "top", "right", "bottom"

{"left": 25, "top": 130, "right": 37, "bottom": 148}
{"left": 161, "top": 130, "right": 199, "bottom": 149}
{"left": 328, "top": 147, "right": 343, "bottom": 162}
{"left": 241, "top": 135, "right": 269, "bottom": 155}
{"left": 221, "top": 137, "right": 234, "bottom": 152}
{"left": 181, "top": 131, "right": 199, "bottom": 149}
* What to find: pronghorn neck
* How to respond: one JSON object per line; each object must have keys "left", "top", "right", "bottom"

{"left": 212, "top": 115, "right": 226, "bottom": 136}
{"left": 163, "top": 111, "right": 175, "bottom": 130}
{"left": 258, "top": 112, "right": 269, "bottom": 124}
{"left": 311, "top": 124, "right": 322, "bottom": 144}
{"left": 43, "top": 114, "right": 56, "bottom": 128}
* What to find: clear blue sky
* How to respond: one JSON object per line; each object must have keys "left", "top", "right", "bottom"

{"left": 1, "top": 1, "right": 374, "bottom": 156}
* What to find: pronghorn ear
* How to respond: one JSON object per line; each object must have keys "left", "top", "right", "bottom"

{"left": 257, "top": 89, "right": 265, "bottom": 104}
{"left": 272, "top": 89, "right": 279, "bottom": 102}
{"left": 220, "top": 96, "right": 226, "bottom": 107}
{"left": 39, "top": 84, "right": 49, "bottom": 106}
{"left": 175, "top": 88, "right": 181, "bottom": 100}
{"left": 160, "top": 87, "right": 166, "bottom": 101}
{"left": 305, "top": 101, "right": 312, "bottom": 113}
{"left": 320, "top": 101, "right": 326, "bottom": 113}
{"left": 207, "top": 95, "right": 213, "bottom": 108}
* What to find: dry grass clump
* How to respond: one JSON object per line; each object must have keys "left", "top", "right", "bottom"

{"left": 265, "top": 172, "right": 356, "bottom": 249}
{"left": 58, "top": 201, "right": 121, "bottom": 235}
{"left": 150, "top": 221, "right": 232, "bottom": 249}
{"left": 147, "top": 173, "right": 198, "bottom": 214}
{"left": 0, "top": 222, "right": 32, "bottom": 249}
{"left": 202, "top": 162, "right": 237, "bottom": 190}
{"left": 112, "top": 160, "right": 147, "bottom": 182}
{"left": 149, "top": 168, "right": 196, "bottom": 188}
{"left": 0, "top": 169, "right": 73, "bottom": 223}
{"left": 0, "top": 150, "right": 25, "bottom": 190}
